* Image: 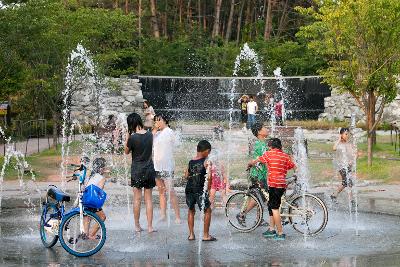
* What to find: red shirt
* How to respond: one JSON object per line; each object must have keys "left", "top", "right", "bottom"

{"left": 275, "top": 102, "right": 282, "bottom": 117}
{"left": 258, "top": 148, "right": 295, "bottom": 188}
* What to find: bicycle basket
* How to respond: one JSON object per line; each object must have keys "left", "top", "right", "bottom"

{"left": 82, "top": 185, "right": 107, "bottom": 209}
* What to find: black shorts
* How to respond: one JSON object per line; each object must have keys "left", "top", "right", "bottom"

{"left": 241, "top": 112, "right": 248, "bottom": 123}
{"left": 186, "top": 192, "right": 211, "bottom": 211}
{"left": 339, "top": 166, "right": 353, "bottom": 187}
{"left": 268, "top": 187, "right": 286, "bottom": 210}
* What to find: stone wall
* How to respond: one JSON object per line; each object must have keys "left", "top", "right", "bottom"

{"left": 70, "top": 77, "right": 144, "bottom": 124}
{"left": 319, "top": 89, "right": 400, "bottom": 123}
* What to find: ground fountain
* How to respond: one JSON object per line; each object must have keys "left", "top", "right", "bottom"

{"left": 292, "top": 127, "right": 311, "bottom": 242}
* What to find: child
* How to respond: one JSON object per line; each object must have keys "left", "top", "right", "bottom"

{"left": 248, "top": 138, "right": 295, "bottom": 241}
{"left": 331, "top": 128, "right": 356, "bottom": 206}
{"left": 84, "top": 157, "right": 108, "bottom": 240}
{"left": 185, "top": 140, "right": 216, "bottom": 241}
{"left": 236, "top": 123, "right": 268, "bottom": 226}
{"left": 246, "top": 96, "right": 258, "bottom": 129}
{"left": 209, "top": 153, "right": 229, "bottom": 209}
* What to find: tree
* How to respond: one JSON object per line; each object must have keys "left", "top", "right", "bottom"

{"left": 297, "top": 0, "right": 400, "bottom": 166}
{"left": 212, "top": 0, "right": 223, "bottom": 39}
{"left": 225, "top": 0, "right": 235, "bottom": 42}
{"left": 150, "top": 0, "right": 160, "bottom": 38}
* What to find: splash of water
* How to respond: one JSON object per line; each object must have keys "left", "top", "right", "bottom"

{"left": 61, "top": 44, "right": 107, "bottom": 189}
{"left": 292, "top": 127, "right": 310, "bottom": 242}
{"left": 0, "top": 126, "right": 41, "bottom": 215}
{"left": 197, "top": 160, "right": 211, "bottom": 255}
{"left": 350, "top": 113, "right": 359, "bottom": 235}
{"left": 273, "top": 67, "right": 288, "bottom": 125}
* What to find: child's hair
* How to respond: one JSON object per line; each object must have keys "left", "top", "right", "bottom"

{"left": 143, "top": 100, "right": 151, "bottom": 107}
{"left": 249, "top": 95, "right": 254, "bottom": 100}
{"left": 197, "top": 140, "right": 212, "bottom": 152}
{"left": 127, "top": 112, "right": 143, "bottom": 134}
{"left": 251, "top": 122, "right": 264, "bottom": 137}
{"left": 154, "top": 113, "right": 170, "bottom": 126}
{"left": 91, "top": 157, "right": 106, "bottom": 175}
{"left": 108, "top": 114, "right": 114, "bottom": 120}
{"left": 268, "top": 138, "right": 282, "bottom": 150}
{"left": 339, "top": 127, "right": 349, "bottom": 134}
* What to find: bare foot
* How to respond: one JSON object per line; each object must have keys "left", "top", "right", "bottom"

{"left": 188, "top": 234, "right": 195, "bottom": 241}
{"left": 135, "top": 226, "right": 143, "bottom": 233}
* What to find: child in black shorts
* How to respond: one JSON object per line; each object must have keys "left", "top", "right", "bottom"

{"left": 184, "top": 140, "right": 216, "bottom": 242}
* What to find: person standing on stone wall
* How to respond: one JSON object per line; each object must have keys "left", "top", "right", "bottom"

{"left": 143, "top": 100, "right": 155, "bottom": 131}
{"left": 274, "top": 98, "right": 283, "bottom": 126}
{"left": 247, "top": 96, "right": 258, "bottom": 129}
{"left": 238, "top": 95, "right": 249, "bottom": 130}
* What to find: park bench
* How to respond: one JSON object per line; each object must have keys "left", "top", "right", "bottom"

{"left": 178, "top": 124, "right": 224, "bottom": 141}
{"left": 248, "top": 126, "right": 308, "bottom": 156}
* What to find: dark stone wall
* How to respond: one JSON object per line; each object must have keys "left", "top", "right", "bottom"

{"left": 138, "top": 76, "right": 331, "bottom": 121}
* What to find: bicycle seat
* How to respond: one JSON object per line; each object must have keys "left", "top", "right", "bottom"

{"left": 47, "top": 186, "right": 71, "bottom": 202}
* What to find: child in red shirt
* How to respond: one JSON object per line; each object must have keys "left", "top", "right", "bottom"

{"left": 248, "top": 138, "right": 295, "bottom": 240}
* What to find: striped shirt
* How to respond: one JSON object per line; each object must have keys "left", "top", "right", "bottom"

{"left": 257, "top": 148, "right": 295, "bottom": 188}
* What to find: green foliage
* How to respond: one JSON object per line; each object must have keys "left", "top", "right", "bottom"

{"left": 297, "top": 0, "right": 400, "bottom": 105}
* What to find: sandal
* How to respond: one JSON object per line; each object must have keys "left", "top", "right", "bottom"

{"left": 188, "top": 235, "right": 196, "bottom": 241}
{"left": 202, "top": 236, "right": 217, "bottom": 242}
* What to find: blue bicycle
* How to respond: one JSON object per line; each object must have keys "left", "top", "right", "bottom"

{"left": 39, "top": 162, "right": 107, "bottom": 257}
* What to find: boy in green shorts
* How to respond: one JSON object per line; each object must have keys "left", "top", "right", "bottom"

{"left": 236, "top": 123, "right": 269, "bottom": 227}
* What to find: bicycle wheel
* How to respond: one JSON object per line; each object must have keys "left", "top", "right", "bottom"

{"left": 225, "top": 192, "right": 263, "bottom": 233}
{"left": 59, "top": 210, "right": 106, "bottom": 257}
{"left": 39, "top": 202, "right": 60, "bottom": 248}
{"left": 288, "top": 193, "right": 328, "bottom": 236}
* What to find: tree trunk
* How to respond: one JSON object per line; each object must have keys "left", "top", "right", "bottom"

{"left": 212, "top": 0, "right": 223, "bottom": 39}
{"left": 187, "top": 0, "right": 192, "bottom": 30}
{"left": 138, "top": 0, "right": 142, "bottom": 73}
{"left": 198, "top": 0, "right": 201, "bottom": 26}
{"left": 179, "top": 0, "right": 183, "bottom": 26}
{"left": 277, "top": 0, "right": 288, "bottom": 37}
{"left": 367, "top": 90, "right": 376, "bottom": 166}
{"left": 113, "top": 0, "right": 118, "bottom": 9}
{"left": 236, "top": 0, "right": 245, "bottom": 44}
{"left": 264, "top": 0, "right": 273, "bottom": 40}
{"left": 203, "top": 1, "right": 207, "bottom": 31}
{"left": 150, "top": 0, "right": 160, "bottom": 38}
{"left": 225, "top": 0, "right": 235, "bottom": 42}
{"left": 125, "top": 0, "right": 129, "bottom": 14}
{"left": 52, "top": 112, "right": 58, "bottom": 149}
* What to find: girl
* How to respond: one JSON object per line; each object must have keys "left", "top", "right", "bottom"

{"left": 83, "top": 157, "right": 108, "bottom": 240}
{"left": 143, "top": 100, "right": 155, "bottom": 131}
{"left": 124, "top": 112, "right": 157, "bottom": 233}
{"left": 152, "top": 114, "right": 181, "bottom": 224}
{"left": 209, "top": 158, "right": 229, "bottom": 209}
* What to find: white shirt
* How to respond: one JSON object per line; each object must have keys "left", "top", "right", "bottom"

{"left": 335, "top": 142, "right": 355, "bottom": 169}
{"left": 247, "top": 101, "right": 258, "bottom": 115}
{"left": 153, "top": 127, "right": 176, "bottom": 172}
{"left": 86, "top": 173, "right": 105, "bottom": 189}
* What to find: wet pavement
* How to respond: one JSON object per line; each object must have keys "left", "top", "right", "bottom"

{"left": 1, "top": 203, "right": 400, "bottom": 266}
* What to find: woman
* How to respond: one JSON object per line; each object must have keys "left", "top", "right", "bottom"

{"left": 124, "top": 113, "right": 156, "bottom": 233}
{"left": 143, "top": 100, "right": 155, "bottom": 131}
{"left": 237, "top": 95, "right": 248, "bottom": 130}
{"left": 152, "top": 114, "right": 181, "bottom": 224}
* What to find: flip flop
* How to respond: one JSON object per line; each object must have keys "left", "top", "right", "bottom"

{"left": 202, "top": 236, "right": 217, "bottom": 242}
{"left": 188, "top": 236, "right": 195, "bottom": 241}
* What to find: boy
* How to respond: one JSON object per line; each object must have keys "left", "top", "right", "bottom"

{"left": 331, "top": 128, "right": 356, "bottom": 207}
{"left": 246, "top": 96, "right": 258, "bottom": 129}
{"left": 185, "top": 140, "right": 216, "bottom": 241}
{"left": 248, "top": 138, "right": 295, "bottom": 240}
{"left": 236, "top": 123, "right": 269, "bottom": 226}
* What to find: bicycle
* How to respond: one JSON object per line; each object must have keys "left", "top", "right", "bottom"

{"left": 39, "top": 162, "right": 107, "bottom": 257}
{"left": 225, "top": 167, "right": 328, "bottom": 236}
